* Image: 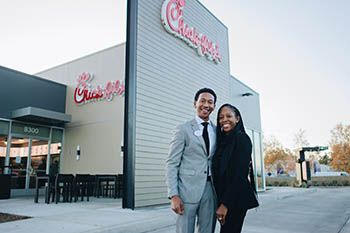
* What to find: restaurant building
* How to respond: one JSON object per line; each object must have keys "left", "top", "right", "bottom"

{"left": 0, "top": 0, "right": 265, "bottom": 208}
{"left": 0, "top": 66, "right": 70, "bottom": 196}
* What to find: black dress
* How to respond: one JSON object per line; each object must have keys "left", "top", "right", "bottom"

{"left": 212, "top": 128, "right": 259, "bottom": 233}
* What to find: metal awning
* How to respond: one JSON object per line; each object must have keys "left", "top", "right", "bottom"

{"left": 11, "top": 107, "right": 72, "bottom": 125}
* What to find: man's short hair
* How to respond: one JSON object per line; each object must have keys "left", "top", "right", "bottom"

{"left": 194, "top": 88, "right": 217, "bottom": 104}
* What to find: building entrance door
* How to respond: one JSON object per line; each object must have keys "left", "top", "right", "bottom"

{"left": 8, "top": 137, "right": 49, "bottom": 189}
{"left": 1, "top": 121, "right": 64, "bottom": 196}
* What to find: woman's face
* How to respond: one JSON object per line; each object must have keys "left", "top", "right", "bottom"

{"left": 218, "top": 106, "right": 240, "bottom": 134}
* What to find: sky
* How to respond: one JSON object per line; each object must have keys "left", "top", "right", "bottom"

{"left": 1, "top": 0, "right": 349, "bottom": 150}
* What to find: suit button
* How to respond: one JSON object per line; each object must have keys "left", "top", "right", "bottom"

{"left": 204, "top": 171, "right": 207, "bottom": 174}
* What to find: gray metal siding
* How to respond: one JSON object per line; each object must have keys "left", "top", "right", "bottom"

{"left": 135, "top": 0, "right": 231, "bottom": 207}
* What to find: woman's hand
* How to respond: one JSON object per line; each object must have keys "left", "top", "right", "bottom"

{"left": 216, "top": 204, "right": 228, "bottom": 225}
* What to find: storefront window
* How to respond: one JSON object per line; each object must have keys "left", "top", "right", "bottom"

{"left": 246, "top": 129, "right": 258, "bottom": 190}
{"left": 246, "top": 129, "right": 265, "bottom": 190}
{"left": 0, "top": 121, "right": 9, "bottom": 174}
{"left": 254, "top": 131, "right": 264, "bottom": 190}
{"left": 246, "top": 129, "right": 255, "bottom": 170}
{"left": 0, "top": 136, "right": 8, "bottom": 174}
{"left": 50, "top": 128, "right": 63, "bottom": 176}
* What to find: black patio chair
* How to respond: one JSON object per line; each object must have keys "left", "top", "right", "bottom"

{"left": 55, "top": 174, "right": 74, "bottom": 204}
{"left": 116, "top": 174, "right": 123, "bottom": 198}
{"left": 95, "top": 174, "right": 118, "bottom": 198}
{"left": 74, "top": 174, "right": 94, "bottom": 202}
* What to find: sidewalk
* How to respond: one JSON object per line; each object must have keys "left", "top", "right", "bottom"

{"left": 0, "top": 187, "right": 349, "bottom": 233}
{"left": 0, "top": 197, "right": 175, "bottom": 233}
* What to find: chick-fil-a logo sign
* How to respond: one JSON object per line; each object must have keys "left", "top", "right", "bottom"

{"left": 161, "top": 0, "right": 222, "bottom": 64}
{"left": 74, "top": 72, "right": 125, "bottom": 105}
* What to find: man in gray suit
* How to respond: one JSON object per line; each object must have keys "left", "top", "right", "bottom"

{"left": 166, "top": 88, "right": 217, "bottom": 233}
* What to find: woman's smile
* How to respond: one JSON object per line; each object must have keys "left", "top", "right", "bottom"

{"left": 218, "top": 106, "right": 240, "bottom": 133}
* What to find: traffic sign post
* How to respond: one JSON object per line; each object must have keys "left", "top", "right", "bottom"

{"left": 296, "top": 146, "right": 328, "bottom": 187}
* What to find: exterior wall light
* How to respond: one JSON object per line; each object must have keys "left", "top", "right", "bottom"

{"left": 242, "top": 92, "right": 253, "bottom": 97}
{"left": 76, "top": 145, "right": 81, "bottom": 161}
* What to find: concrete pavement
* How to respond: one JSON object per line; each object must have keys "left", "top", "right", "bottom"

{"left": 0, "top": 187, "right": 349, "bottom": 233}
{"left": 243, "top": 187, "right": 350, "bottom": 233}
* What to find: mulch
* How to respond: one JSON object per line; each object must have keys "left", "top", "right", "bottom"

{"left": 0, "top": 212, "right": 31, "bottom": 223}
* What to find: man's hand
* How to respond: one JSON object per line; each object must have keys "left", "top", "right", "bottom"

{"left": 216, "top": 204, "right": 228, "bottom": 225}
{"left": 170, "top": 195, "right": 184, "bottom": 215}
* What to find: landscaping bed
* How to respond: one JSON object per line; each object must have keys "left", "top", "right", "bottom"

{"left": 266, "top": 176, "right": 350, "bottom": 187}
{"left": 0, "top": 212, "right": 31, "bottom": 223}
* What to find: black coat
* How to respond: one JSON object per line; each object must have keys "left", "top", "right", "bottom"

{"left": 212, "top": 128, "right": 259, "bottom": 211}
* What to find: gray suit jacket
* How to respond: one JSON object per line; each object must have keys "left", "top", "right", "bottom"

{"left": 166, "top": 118, "right": 216, "bottom": 203}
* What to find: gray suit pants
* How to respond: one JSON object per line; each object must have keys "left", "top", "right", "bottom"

{"left": 176, "top": 181, "right": 217, "bottom": 233}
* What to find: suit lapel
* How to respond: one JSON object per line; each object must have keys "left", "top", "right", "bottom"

{"left": 190, "top": 119, "right": 207, "bottom": 156}
{"left": 212, "top": 122, "right": 217, "bottom": 132}
{"left": 209, "top": 120, "right": 217, "bottom": 158}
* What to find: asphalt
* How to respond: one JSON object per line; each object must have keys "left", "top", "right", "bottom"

{"left": 0, "top": 187, "right": 349, "bottom": 233}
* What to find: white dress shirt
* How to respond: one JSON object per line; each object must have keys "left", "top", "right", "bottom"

{"left": 195, "top": 115, "right": 216, "bottom": 176}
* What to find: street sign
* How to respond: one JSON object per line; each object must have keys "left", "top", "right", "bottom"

{"left": 301, "top": 146, "right": 328, "bottom": 152}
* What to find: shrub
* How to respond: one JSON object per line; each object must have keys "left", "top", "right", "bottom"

{"left": 279, "top": 181, "right": 288, "bottom": 186}
{"left": 290, "top": 181, "right": 297, "bottom": 187}
{"left": 330, "top": 180, "right": 338, "bottom": 186}
{"left": 266, "top": 176, "right": 350, "bottom": 187}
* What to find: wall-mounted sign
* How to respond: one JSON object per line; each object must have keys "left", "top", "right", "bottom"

{"left": 24, "top": 126, "right": 39, "bottom": 135}
{"left": 74, "top": 72, "right": 125, "bottom": 105}
{"left": 11, "top": 123, "right": 50, "bottom": 138}
{"left": 161, "top": 0, "right": 222, "bottom": 64}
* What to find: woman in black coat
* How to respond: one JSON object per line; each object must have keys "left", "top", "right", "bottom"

{"left": 212, "top": 104, "right": 259, "bottom": 233}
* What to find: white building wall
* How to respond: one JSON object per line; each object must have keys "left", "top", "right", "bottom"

{"left": 229, "top": 76, "right": 262, "bottom": 132}
{"left": 36, "top": 44, "right": 125, "bottom": 175}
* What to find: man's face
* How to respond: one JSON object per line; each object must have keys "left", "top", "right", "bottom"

{"left": 194, "top": 92, "right": 216, "bottom": 121}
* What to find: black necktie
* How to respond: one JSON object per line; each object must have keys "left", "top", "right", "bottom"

{"left": 201, "top": 122, "right": 210, "bottom": 156}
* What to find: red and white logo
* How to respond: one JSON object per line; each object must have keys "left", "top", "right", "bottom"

{"left": 74, "top": 72, "right": 125, "bottom": 105}
{"left": 161, "top": 0, "right": 222, "bottom": 64}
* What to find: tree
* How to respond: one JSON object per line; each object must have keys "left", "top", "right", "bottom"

{"left": 330, "top": 123, "right": 350, "bottom": 145}
{"left": 293, "top": 128, "right": 312, "bottom": 160}
{"left": 329, "top": 123, "right": 350, "bottom": 173}
{"left": 263, "top": 136, "right": 295, "bottom": 174}
{"left": 319, "top": 154, "right": 331, "bottom": 165}
{"left": 285, "top": 148, "right": 296, "bottom": 173}
{"left": 293, "top": 128, "right": 310, "bottom": 149}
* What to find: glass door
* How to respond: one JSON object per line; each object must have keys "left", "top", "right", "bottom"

{"left": 2, "top": 121, "right": 64, "bottom": 193}
{"left": 8, "top": 137, "right": 49, "bottom": 189}
{"left": 29, "top": 139, "right": 49, "bottom": 188}
{"left": 9, "top": 137, "right": 30, "bottom": 189}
